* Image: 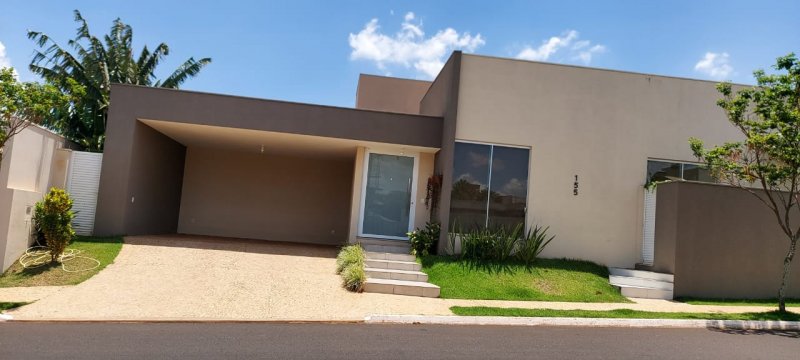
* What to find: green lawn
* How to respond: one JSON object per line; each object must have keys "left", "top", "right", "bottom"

{"left": 0, "top": 302, "right": 27, "bottom": 311}
{"left": 419, "top": 256, "right": 630, "bottom": 303}
{"left": 0, "top": 236, "right": 123, "bottom": 287}
{"left": 450, "top": 306, "right": 800, "bottom": 321}
{"left": 676, "top": 297, "right": 800, "bottom": 308}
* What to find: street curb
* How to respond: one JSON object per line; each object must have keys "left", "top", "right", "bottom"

{"left": 364, "top": 315, "right": 800, "bottom": 330}
{"left": 0, "top": 315, "right": 364, "bottom": 324}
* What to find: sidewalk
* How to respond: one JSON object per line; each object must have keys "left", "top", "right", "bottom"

{"left": 0, "top": 286, "right": 68, "bottom": 303}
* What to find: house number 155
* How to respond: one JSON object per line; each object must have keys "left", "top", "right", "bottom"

{"left": 573, "top": 175, "right": 579, "bottom": 196}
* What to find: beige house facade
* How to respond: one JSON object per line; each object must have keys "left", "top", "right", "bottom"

{"left": 94, "top": 51, "right": 744, "bottom": 272}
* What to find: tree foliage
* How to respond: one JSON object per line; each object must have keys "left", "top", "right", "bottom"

{"left": 33, "top": 188, "right": 76, "bottom": 262}
{"left": 28, "top": 10, "right": 212, "bottom": 151}
{"left": 690, "top": 53, "right": 800, "bottom": 312}
{"left": 0, "top": 67, "right": 73, "bottom": 163}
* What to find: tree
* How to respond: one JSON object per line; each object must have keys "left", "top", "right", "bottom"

{"left": 27, "top": 10, "right": 212, "bottom": 151}
{"left": 690, "top": 53, "right": 800, "bottom": 312}
{"left": 0, "top": 67, "right": 72, "bottom": 163}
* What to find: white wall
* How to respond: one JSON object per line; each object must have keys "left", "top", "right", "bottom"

{"left": 0, "top": 125, "right": 68, "bottom": 271}
{"left": 455, "top": 55, "right": 743, "bottom": 267}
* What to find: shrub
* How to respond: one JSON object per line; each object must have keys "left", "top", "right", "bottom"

{"left": 33, "top": 188, "right": 75, "bottom": 262}
{"left": 408, "top": 222, "right": 440, "bottom": 256}
{"left": 450, "top": 222, "right": 554, "bottom": 265}
{"left": 336, "top": 244, "right": 364, "bottom": 274}
{"left": 460, "top": 226, "right": 495, "bottom": 262}
{"left": 492, "top": 224, "right": 523, "bottom": 262}
{"left": 516, "top": 225, "right": 555, "bottom": 267}
{"left": 341, "top": 264, "right": 366, "bottom": 292}
{"left": 336, "top": 244, "right": 366, "bottom": 292}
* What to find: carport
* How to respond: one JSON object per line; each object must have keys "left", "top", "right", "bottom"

{"left": 94, "top": 85, "right": 442, "bottom": 246}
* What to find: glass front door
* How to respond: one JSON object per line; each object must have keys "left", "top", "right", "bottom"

{"left": 360, "top": 152, "right": 416, "bottom": 239}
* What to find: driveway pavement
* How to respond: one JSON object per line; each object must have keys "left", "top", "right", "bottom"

{"left": 7, "top": 235, "right": 453, "bottom": 321}
{"left": 3, "top": 235, "right": 787, "bottom": 321}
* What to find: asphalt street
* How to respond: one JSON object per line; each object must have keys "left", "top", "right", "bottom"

{"left": 1, "top": 322, "right": 798, "bottom": 359}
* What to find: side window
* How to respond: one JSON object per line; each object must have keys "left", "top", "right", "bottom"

{"left": 646, "top": 161, "right": 681, "bottom": 183}
{"left": 646, "top": 160, "right": 715, "bottom": 184}
{"left": 682, "top": 164, "right": 714, "bottom": 182}
{"left": 450, "top": 142, "right": 530, "bottom": 231}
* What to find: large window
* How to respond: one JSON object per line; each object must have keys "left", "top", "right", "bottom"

{"left": 646, "top": 160, "right": 714, "bottom": 184}
{"left": 450, "top": 142, "right": 530, "bottom": 231}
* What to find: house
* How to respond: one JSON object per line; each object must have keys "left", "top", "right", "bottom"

{"left": 93, "top": 51, "right": 799, "bottom": 299}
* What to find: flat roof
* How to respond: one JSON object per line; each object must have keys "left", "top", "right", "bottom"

{"left": 109, "top": 84, "right": 444, "bottom": 149}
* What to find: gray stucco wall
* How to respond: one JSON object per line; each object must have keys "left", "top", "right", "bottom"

{"left": 178, "top": 147, "right": 353, "bottom": 245}
{"left": 653, "top": 181, "right": 800, "bottom": 299}
{"left": 419, "top": 52, "right": 461, "bottom": 253}
{"left": 94, "top": 118, "right": 186, "bottom": 236}
{"left": 356, "top": 74, "right": 431, "bottom": 114}
{"left": 96, "top": 84, "right": 443, "bottom": 237}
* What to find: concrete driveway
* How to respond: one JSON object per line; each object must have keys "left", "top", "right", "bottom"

{"left": 6, "top": 235, "right": 780, "bottom": 321}
{"left": 8, "top": 235, "right": 452, "bottom": 321}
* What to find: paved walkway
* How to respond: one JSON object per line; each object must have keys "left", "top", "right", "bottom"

{"left": 1, "top": 235, "right": 790, "bottom": 321}
{"left": 0, "top": 286, "right": 68, "bottom": 303}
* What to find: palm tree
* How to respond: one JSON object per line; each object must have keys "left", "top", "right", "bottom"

{"left": 28, "top": 10, "right": 211, "bottom": 151}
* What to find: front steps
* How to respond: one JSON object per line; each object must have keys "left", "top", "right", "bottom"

{"left": 359, "top": 238, "right": 411, "bottom": 254}
{"left": 609, "top": 268, "right": 674, "bottom": 300}
{"left": 360, "top": 245, "right": 440, "bottom": 298}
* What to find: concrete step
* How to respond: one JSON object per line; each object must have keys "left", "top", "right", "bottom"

{"left": 365, "top": 259, "right": 421, "bottom": 272}
{"left": 609, "top": 268, "right": 674, "bottom": 283}
{"left": 365, "top": 267, "right": 428, "bottom": 282}
{"left": 619, "top": 285, "right": 674, "bottom": 300}
{"left": 362, "top": 244, "right": 411, "bottom": 254}
{"left": 364, "top": 278, "right": 440, "bottom": 298}
{"left": 365, "top": 252, "right": 415, "bottom": 262}
{"left": 609, "top": 275, "right": 674, "bottom": 291}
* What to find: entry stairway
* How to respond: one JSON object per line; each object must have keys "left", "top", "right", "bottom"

{"left": 360, "top": 241, "right": 440, "bottom": 298}
{"left": 608, "top": 268, "right": 674, "bottom": 300}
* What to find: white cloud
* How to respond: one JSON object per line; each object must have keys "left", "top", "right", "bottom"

{"left": 515, "top": 30, "right": 606, "bottom": 65}
{"left": 0, "top": 41, "right": 12, "bottom": 69}
{"left": 349, "top": 12, "right": 485, "bottom": 78}
{"left": 694, "top": 52, "right": 733, "bottom": 80}
{"left": 499, "top": 178, "right": 526, "bottom": 197}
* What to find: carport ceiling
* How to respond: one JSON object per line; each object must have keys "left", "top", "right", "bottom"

{"left": 141, "top": 119, "right": 360, "bottom": 160}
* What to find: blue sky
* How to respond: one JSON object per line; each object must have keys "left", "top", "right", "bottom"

{"left": 1, "top": 1, "right": 797, "bottom": 107}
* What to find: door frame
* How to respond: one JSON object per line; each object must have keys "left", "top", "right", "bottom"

{"left": 357, "top": 148, "right": 419, "bottom": 240}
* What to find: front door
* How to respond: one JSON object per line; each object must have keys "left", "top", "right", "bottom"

{"left": 359, "top": 151, "right": 417, "bottom": 240}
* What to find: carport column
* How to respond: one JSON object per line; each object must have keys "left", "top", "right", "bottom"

{"left": 347, "top": 146, "right": 366, "bottom": 243}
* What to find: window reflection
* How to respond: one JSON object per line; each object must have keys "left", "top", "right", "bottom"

{"left": 682, "top": 164, "right": 714, "bottom": 182}
{"left": 646, "top": 160, "right": 715, "bottom": 184}
{"left": 450, "top": 142, "right": 530, "bottom": 231}
{"left": 647, "top": 161, "right": 682, "bottom": 183}
{"left": 449, "top": 143, "right": 491, "bottom": 231}
{"left": 488, "top": 146, "right": 529, "bottom": 229}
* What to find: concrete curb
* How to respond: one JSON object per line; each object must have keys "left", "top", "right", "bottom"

{"left": 0, "top": 314, "right": 364, "bottom": 324}
{"left": 364, "top": 315, "right": 800, "bottom": 330}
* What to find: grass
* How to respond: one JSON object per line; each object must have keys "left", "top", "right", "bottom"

{"left": 450, "top": 306, "right": 800, "bottom": 321}
{"left": 0, "top": 236, "right": 123, "bottom": 288}
{"left": 0, "top": 302, "right": 28, "bottom": 311}
{"left": 676, "top": 297, "right": 800, "bottom": 308}
{"left": 419, "top": 255, "right": 630, "bottom": 303}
